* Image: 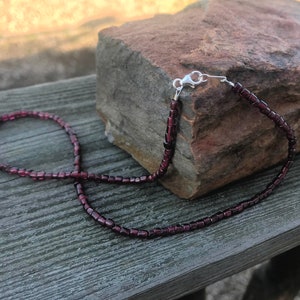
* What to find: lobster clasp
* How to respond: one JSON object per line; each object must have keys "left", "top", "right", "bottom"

{"left": 172, "top": 70, "right": 234, "bottom": 100}
{"left": 172, "top": 71, "right": 207, "bottom": 100}
{"left": 173, "top": 71, "right": 207, "bottom": 90}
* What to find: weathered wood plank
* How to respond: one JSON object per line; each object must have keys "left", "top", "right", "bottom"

{"left": 242, "top": 246, "right": 300, "bottom": 300}
{"left": 0, "top": 75, "right": 299, "bottom": 299}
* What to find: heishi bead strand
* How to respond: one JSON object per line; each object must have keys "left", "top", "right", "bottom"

{"left": 0, "top": 100, "right": 180, "bottom": 184}
{"left": 0, "top": 73, "right": 296, "bottom": 238}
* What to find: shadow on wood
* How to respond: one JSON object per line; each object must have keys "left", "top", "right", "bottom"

{"left": 243, "top": 246, "right": 300, "bottom": 300}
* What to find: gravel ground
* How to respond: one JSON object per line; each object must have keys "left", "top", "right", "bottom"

{"left": 1, "top": 1, "right": 299, "bottom": 299}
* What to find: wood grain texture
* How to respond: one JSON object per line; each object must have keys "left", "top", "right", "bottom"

{"left": 0, "top": 75, "right": 299, "bottom": 299}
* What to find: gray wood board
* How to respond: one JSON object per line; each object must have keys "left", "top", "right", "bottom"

{"left": 0, "top": 75, "right": 299, "bottom": 300}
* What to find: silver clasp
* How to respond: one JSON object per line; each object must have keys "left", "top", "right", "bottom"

{"left": 173, "top": 71, "right": 207, "bottom": 100}
{"left": 173, "top": 71, "right": 206, "bottom": 90}
{"left": 172, "top": 70, "right": 234, "bottom": 100}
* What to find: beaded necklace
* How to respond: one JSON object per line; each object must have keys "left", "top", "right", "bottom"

{"left": 0, "top": 71, "right": 296, "bottom": 238}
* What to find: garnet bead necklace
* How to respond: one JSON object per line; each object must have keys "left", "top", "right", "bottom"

{"left": 0, "top": 71, "right": 296, "bottom": 238}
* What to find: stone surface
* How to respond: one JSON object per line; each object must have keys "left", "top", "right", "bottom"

{"left": 96, "top": 0, "right": 300, "bottom": 199}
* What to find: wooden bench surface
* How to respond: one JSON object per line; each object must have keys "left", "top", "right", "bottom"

{"left": 0, "top": 75, "right": 299, "bottom": 299}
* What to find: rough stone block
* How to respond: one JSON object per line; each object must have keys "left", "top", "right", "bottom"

{"left": 96, "top": 0, "right": 300, "bottom": 199}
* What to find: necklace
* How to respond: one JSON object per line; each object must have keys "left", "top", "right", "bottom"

{"left": 0, "top": 71, "right": 296, "bottom": 238}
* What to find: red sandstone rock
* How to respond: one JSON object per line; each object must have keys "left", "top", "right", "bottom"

{"left": 96, "top": 0, "right": 300, "bottom": 199}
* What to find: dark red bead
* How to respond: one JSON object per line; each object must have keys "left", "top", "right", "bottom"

{"left": 79, "top": 194, "right": 87, "bottom": 205}
{"left": 129, "top": 228, "right": 139, "bottom": 237}
{"left": 148, "top": 228, "right": 162, "bottom": 237}
{"left": 30, "top": 172, "right": 38, "bottom": 180}
{"left": 114, "top": 176, "right": 123, "bottom": 183}
{"left": 119, "top": 227, "right": 130, "bottom": 236}
{"left": 160, "top": 227, "right": 170, "bottom": 236}
{"left": 97, "top": 216, "right": 106, "bottom": 226}
{"left": 44, "top": 172, "right": 53, "bottom": 179}
{"left": 83, "top": 203, "right": 91, "bottom": 211}
{"left": 100, "top": 175, "right": 109, "bottom": 182}
{"left": 235, "top": 204, "right": 244, "bottom": 212}
{"left": 105, "top": 218, "right": 115, "bottom": 228}
{"left": 75, "top": 184, "right": 84, "bottom": 196}
{"left": 18, "top": 169, "right": 26, "bottom": 176}
{"left": 189, "top": 222, "right": 198, "bottom": 230}
{"left": 112, "top": 225, "right": 122, "bottom": 234}
{"left": 122, "top": 177, "right": 130, "bottom": 183}
{"left": 223, "top": 210, "right": 232, "bottom": 218}
{"left": 87, "top": 207, "right": 94, "bottom": 215}
{"left": 57, "top": 171, "right": 66, "bottom": 179}
{"left": 196, "top": 220, "right": 205, "bottom": 228}
{"left": 64, "top": 172, "right": 71, "bottom": 178}
{"left": 108, "top": 176, "right": 115, "bottom": 183}
{"left": 71, "top": 171, "right": 80, "bottom": 178}
{"left": 87, "top": 173, "right": 95, "bottom": 180}
{"left": 146, "top": 174, "right": 155, "bottom": 182}
{"left": 203, "top": 217, "right": 212, "bottom": 225}
{"left": 167, "top": 226, "right": 176, "bottom": 234}
{"left": 91, "top": 211, "right": 100, "bottom": 220}
{"left": 210, "top": 214, "right": 220, "bottom": 223}
{"left": 137, "top": 230, "right": 149, "bottom": 238}
{"left": 80, "top": 172, "right": 88, "bottom": 180}
{"left": 9, "top": 167, "right": 18, "bottom": 174}
{"left": 130, "top": 177, "right": 137, "bottom": 183}
{"left": 74, "top": 156, "right": 81, "bottom": 166}
{"left": 36, "top": 171, "right": 46, "bottom": 180}
{"left": 139, "top": 176, "right": 148, "bottom": 183}
{"left": 216, "top": 212, "right": 224, "bottom": 220}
